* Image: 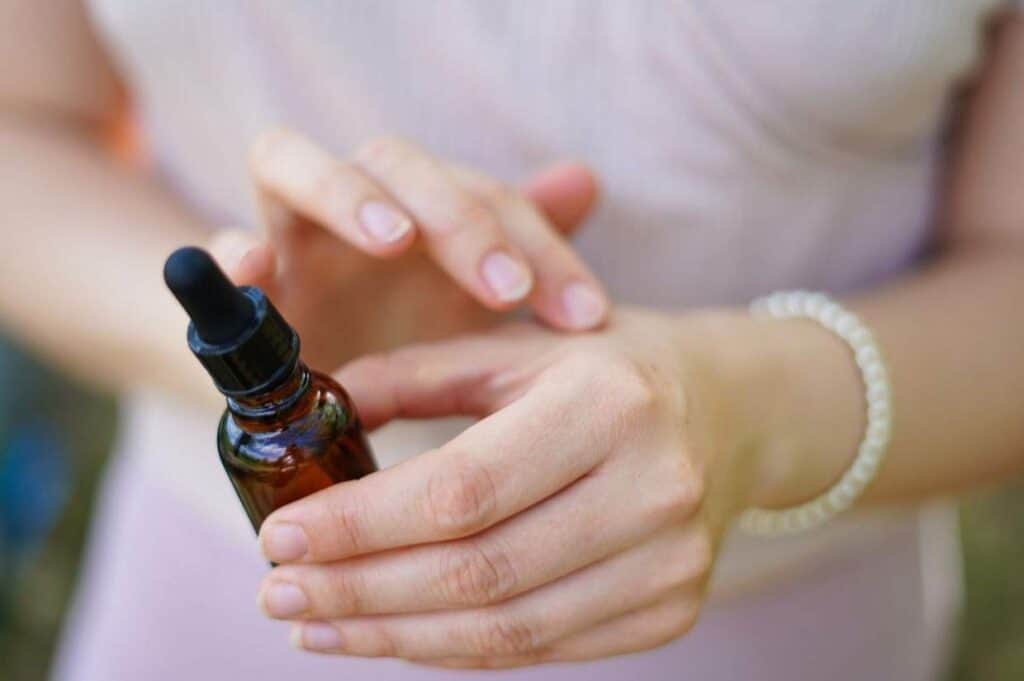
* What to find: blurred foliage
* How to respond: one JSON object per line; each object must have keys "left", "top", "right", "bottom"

{"left": 950, "top": 484, "right": 1024, "bottom": 680}
{"left": 0, "top": 340, "right": 115, "bottom": 681}
{"left": 0, "top": 335, "right": 1021, "bottom": 681}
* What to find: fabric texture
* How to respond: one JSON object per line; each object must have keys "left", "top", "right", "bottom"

{"left": 55, "top": 452, "right": 958, "bottom": 681}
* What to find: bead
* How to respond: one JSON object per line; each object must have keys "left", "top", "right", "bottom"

{"left": 850, "top": 464, "right": 872, "bottom": 485}
{"left": 805, "top": 293, "right": 828, "bottom": 316}
{"left": 767, "top": 296, "right": 787, "bottom": 318}
{"left": 865, "top": 432, "right": 888, "bottom": 450}
{"left": 866, "top": 420, "right": 889, "bottom": 443}
{"left": 742, "top": 291, "right": 891, "bottom": 538}
{"left": 827, "top": 487, "right": 849, "bottom": 509}
{"left": 761, "top": 514, "right": 782, "bottom": 535}
{"left": 866, "top": 382, "right": 888, "bottom": 404}
{"left": 839, "top": 476, "right": 861, "bottom": 497}
{"left": 856, "top": 345, "right": 880, "bottom": 367}
{"left": 868, "top": 402, "right": 889, "bottom": 422}
{"left": 834, "top": 312, "right": 857, "bottom": 337}
{"left": 848, "top": 327, "right": 872, "bottom": 348}
{"left": 854, "top": 453, "right": 877, "bottom": 474}
{"left": 863, "top": 362, "right": 886, "bottom": 383}
{"left": 820, "top": 302, "right": 842, "bottom": 327}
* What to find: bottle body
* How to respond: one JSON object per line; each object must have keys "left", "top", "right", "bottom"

{"left": 216, "top": 363, "right": 377, "bottom": 532}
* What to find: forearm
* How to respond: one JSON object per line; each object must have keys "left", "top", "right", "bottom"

{"left": 0, "top": 112, "right": 219, "bottom": 407}
{"left": 712, "top": 246, "right": 1024, "bottom": 510}
{"left": 714, "top": 16, "right": 1024, "bottom": 511}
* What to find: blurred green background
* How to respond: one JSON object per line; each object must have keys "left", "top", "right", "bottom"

{"left": 0, "top": 334, "right": 1022, "bottom": 681}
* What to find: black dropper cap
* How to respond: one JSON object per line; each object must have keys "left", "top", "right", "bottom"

{"left": 164, "top": 247, "right": 299, "bottom": 397}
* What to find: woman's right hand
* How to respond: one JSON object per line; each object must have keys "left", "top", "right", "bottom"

{"left": 209, "top": 129, "right": 609, "bottom": 369}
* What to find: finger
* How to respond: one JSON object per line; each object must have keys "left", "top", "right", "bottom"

{"left": 418, "top": 597, "right": 700, "bottom": 669}
{"left": 352, "top": 136, "right": 535, "bottom": 307}
{"left": 233, "top": 243, "right": 277, "bottom": 288}
{"left": 249, "top": 127, "right": 416, "bottom": 257}
{"left": 489, "top": 193, "right": 608, "bottom": 330}
{"left": 259, "top": 453, "right": 694, "bottom": 619}
{"left": 207, "top": 229, "right": 257, "bottom": 274}
{"left": 289, "top": 528, "right": 705, "bottom": 659}
{"left": 449, "top": 164, "right": 608, "bottom": 329}
{"left": 260, "top": 369, "right": 604, "bottom": 564}
{"left": 451, "top": 160, "right": 599, "bottom": 237}
{"left": 521, "top": 161, "right": 599, "bottom": 235}
{"left": 540, "top": 595, "right": 700, "bottom": 662}
{"left": 207, "top": 229, "right": 275, "bottom": 288}
{"left": 334, "top": 325, "right": 551, "bottom": 430}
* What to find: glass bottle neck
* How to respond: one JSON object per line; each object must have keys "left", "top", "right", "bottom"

{"left": 226, "top": 361, "right": 311, "bottom": 421}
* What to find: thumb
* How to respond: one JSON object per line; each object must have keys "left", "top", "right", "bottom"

{"left": 522, "top": 161, "right": 600, "bottom": 236}
{"left": 335, "top": 326, "right": 549, "bottom": 430}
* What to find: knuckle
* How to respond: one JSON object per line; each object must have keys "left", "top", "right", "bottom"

{"left": 578, "top": 349, "right": 657, "bottom": 408}
{"left": 646, "top": 600, "right": 700, "bottom": 650}
{"left": 687, "top": 529, "right": 715, "bottom": 577}
{"left": 474, "top": 613, "right": 537, "bottom": 656}
{"left": 380, "top": 347, "right": 427, "bottom": 391}
{"left": 668, "top": 600, "right": 701, "bottom": 639}
{"left": 337, "top": 351, "right": 390, "bottom": 385}
{"left": 612, "top": 363, "right": 660, "bottom": 417}
{"left": 665, "top": 467, "right": 705, "bottom": 517}
{"left": 444, "top": 198, "right": 499, "bottom": 236}
{"left": 324, "top": 567, "right": 367, "bottom": 615}
{"left": 365, "top": 622, "right": 401, "bottom": 658}
{"left": 249, "top": 126, "right": 292, "bottom": 171}
{"left": 479, "top": 181, "right": 519, "bottom": 208}
{"left": 554, "top": 347, "right": 613, "bottom": 388}
{"left": 643, "top": 472, "right": 703, "bottom": 526}
{"left": 682, "top": 468, "right": 706, "bottom": 512}
{"left": 353, "top": 134, "right": 410, "bottom": 170}
{"left": 326, "top": 497, "right": 368, "bottom": 555}
{"left": 571, "top": 348, "right": 660, "bottom": 427}
{"left": 648, "top": 620, "right": 693, "bottom": 650}
{"left": 425, "top": 458, "right": 498, "bottom": 537}
{"left": 659, "top": 530, "right": 714, "bottom": 590}
{"left": 438, "top": 541, "right": 517, "bottom": 606}
{"left": 311, "top": 161, "right": 357, "bottom": 206}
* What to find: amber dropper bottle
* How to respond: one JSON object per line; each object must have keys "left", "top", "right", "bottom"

{"left": 163, "top": 247, "right": 377, "bottom": 534}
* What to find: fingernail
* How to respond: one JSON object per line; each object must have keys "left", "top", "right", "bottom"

{"left": 260, "top": 523, "right": 308, "bottom": 563}
{"left": 261, "top": 582, "right": 309, "bottom": 618}
{"left": 481, "top": 250, "right": 532, "bottom": 302}
{"left": 294, "top": 622, "right": 343, "bottom": 650}
{"left": 561, "top": 282, "right": 606, "bottom": 328}
{"left": 359, "top": 201, "right": 413, "bottom": 243}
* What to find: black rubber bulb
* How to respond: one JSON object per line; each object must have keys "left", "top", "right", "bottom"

{"left": 164, "top": 246, "right": 255, "bottom": 345}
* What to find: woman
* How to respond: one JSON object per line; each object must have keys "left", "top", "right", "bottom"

{"left": 2, "top": 1, "right": 1023, "bottom": 679}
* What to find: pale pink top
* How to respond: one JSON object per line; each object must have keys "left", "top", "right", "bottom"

{"left": 56, "top": 2, "right": 1004, "bottom": 679}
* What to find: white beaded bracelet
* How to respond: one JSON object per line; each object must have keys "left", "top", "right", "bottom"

{"left": 739, "top": 291, "right": 893, "bottom": 537}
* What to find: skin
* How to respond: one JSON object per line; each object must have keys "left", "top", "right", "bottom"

{"left": 233, "top": 129, "right": 609, "bottom": 371}
{"left": 0, "top": 2, "right": 607, "bottom": 408}
{"left": 254, "top": 13, "right": 1024, "bottom": 669}
{"left": 3, "top": 0, "right": 1024, "bottom": 671}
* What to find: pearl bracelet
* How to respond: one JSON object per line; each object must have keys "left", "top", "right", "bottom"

{"left": 739, "top": 291, "right": 893, "bottom": 537}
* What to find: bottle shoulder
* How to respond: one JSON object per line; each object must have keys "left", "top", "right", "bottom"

{"left": 218, "top": 373, "right": 358, "bottom": 468}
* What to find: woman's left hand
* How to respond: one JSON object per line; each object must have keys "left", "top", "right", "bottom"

{"left": 254, "top": 309, "right": 767, "bottom": 667}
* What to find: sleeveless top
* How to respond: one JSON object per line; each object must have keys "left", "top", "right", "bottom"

{"left": 88, "top": 0, "right": 1002, "bottom": 596}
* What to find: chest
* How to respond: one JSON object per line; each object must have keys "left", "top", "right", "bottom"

{"left": 89, "top": 0, "right": 1002, "bottom": 300}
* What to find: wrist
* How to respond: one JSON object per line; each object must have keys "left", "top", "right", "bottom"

{"left": 677, "top": 309, "right": 865, "bottom": 513}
